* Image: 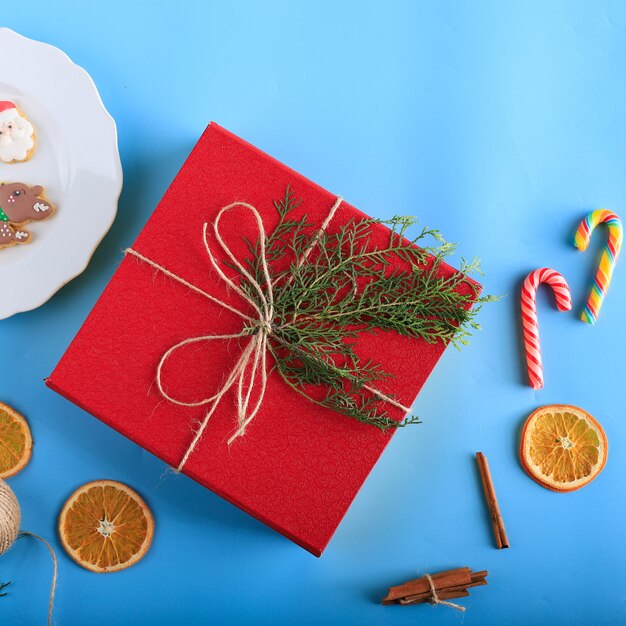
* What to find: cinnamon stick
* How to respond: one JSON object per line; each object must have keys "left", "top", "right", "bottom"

{"left": 382, "top": 567, "right": 471, "bottom": 603}
{"left": 400, "top": 589, "right": 470, "bottom": 605}
{"left": 381, "top": 568, "right": 488, "bottom": 607}
{"left": 476, "top": 451, "right": 509, "bottom": 549}
{"left": 399, "top": 577, "right": 488, "bottom": 605}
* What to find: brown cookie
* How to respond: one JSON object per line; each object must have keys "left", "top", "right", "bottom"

{"left": 0, "top": 182, "right": 56, "bottom": 249}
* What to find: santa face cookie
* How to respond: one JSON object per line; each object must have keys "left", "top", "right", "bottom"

{"left": 0, "top": 101, "right": 36, "bottom": 163}
{"left": 0, "top": 182, "right": 55, "bottom": 248}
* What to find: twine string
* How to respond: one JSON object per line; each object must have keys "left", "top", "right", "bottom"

{"left": 19, "top": 532, "right": 58, "bottom": 626}
{"left": 424, "top": 573, "right": 466, "bottom": 612}
{"left": 0, "top": 480, "right": 57, "bottom": 626}
{"left": 125, "top": 195, "right": 412, "bottom": 472}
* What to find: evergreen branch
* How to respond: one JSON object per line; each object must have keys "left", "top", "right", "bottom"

{"left": 233, "top": 188, "right": 498, "bottom": 430}
{"left": 0, "top": 581, "right": 10, "bottom": 597}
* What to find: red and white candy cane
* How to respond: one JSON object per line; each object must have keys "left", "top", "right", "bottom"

{"left": 521, "top": 268, "right": 572, "bottom": 390}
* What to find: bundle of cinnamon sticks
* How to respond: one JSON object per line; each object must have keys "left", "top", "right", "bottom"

{"left": 382, "top": 567, "right": 488, "bottom": 606}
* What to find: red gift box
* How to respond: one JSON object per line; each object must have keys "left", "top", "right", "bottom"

{"left": 47, "top": 123, "right": 480, "bottom": 556}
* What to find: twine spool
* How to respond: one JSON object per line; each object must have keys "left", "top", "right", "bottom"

{"left": 0, "top": 479, "right": 20, "bottom": 555}
{"left": 0, "top": 478, "right": 57, "bottom": 626}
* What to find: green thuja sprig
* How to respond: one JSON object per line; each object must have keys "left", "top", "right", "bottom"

{"left": 235, "top": 186, "right": 497, "bottom": 431}
{"left": 0, "top": 581, "right": 10, "bottom": 597}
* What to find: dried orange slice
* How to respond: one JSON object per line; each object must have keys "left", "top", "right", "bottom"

{"left": 520, "top": 404, "right": 607, "bottom": 492}
{"left": 58, "top": 480, "right": 154, "bottom": 573}
{"left": 0, "top": 402, "right": 33, "bottom": 479}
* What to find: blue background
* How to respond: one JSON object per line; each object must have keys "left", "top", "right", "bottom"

{"left": 2, "top": 1, "right": 625, "bottom": 624}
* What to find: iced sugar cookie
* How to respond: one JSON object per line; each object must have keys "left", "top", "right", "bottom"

{"left": 0, "top": 101, "right": 36, "bottom": 163}
{"left": 0, "top": 182, "right": 55, "bottom": 248}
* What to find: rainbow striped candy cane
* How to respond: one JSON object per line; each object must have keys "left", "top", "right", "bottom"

{"left": 574, "top": 209, "right": 623, "bottom": 325}
{"left": 521, "top": 268, "right": 572, "bottom": 390}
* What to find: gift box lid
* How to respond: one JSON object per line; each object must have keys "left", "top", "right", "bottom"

{"left": 47, "top": 123, "right": 481, "bottom": 556}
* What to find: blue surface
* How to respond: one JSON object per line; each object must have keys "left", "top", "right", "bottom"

{"left": 2, "top": 2, "right": 626, "bottom": 624}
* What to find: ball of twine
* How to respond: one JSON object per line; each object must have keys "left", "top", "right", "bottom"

{"left": 0, "top": 478, "right": 20, "bottom": 555}
{"left": 0, "top": 477, "right": 56, "bottom": 626}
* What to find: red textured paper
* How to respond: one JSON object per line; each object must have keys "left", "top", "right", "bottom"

{"left": 47, "top": 123, "right": 480, "bottom": 556}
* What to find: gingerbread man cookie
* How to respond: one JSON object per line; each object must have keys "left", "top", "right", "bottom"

{"left": 0, "top": 182, "right": 55, "bottom": 248}
{"left": 0, "top": 101, "right": 36, "bottom": 163}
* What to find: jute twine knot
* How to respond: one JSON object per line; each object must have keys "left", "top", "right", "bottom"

{"left": 0, "top": 478, "right": 58, "bottom": 626}
{"left": 425, "top": 573, "right": 466, "bottom": 612}
{"left": 0, "top": 479, "right": 20, "bottom": 555}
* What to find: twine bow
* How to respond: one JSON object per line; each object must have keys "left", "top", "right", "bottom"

{"left": 126, "top": 197, "right": 412, "bottom": 473}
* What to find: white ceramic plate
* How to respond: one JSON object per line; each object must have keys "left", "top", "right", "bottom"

{"left": 0, "top": 28, "right": 122, "bottom": 319}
